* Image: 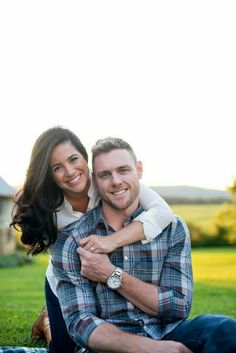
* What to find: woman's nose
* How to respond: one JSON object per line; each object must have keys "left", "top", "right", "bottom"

{"left": 64, "top": 164, "right": 75, "bottom": 176}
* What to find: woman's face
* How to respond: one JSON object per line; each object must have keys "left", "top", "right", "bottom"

{"left": 50, "top": 141, "right": 89, "bottom": 194}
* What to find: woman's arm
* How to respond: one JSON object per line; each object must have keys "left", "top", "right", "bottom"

{"left": 135, "top": 183, "right": 174, "bottom": 243}
{"left": 80, "top": 184, "right": 174, "bottom": 253}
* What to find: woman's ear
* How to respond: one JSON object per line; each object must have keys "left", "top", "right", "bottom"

{"left": 92, "top": 171, "right": 97, "bottom": 187}
{"left": 136, "top": 161, "right": 143, "bottom": 179}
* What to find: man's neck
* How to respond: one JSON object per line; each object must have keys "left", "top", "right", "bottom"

{"left": 101, "top": 198, "right": 139, "bottom": 231}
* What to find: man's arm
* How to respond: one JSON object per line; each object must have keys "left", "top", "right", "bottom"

{"left": 88, "top": 322, "right": 192, "bottom": 353}
{"left": 78, "top": 216, "right": 193, "bottom": 322}
{"left": 78, "top": 246, "right": 158, "bottom": 316}
{"left": 119, "top": 217, "right": 193, "bottom": 322}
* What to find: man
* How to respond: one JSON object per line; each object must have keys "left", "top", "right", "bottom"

{"left": 52, "top": 137, "right": 236, "bottom": 353}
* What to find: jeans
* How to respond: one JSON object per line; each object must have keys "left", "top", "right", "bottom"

{"left": 164, "top": 314, "right": 236, "bottom": 353}
{"left": 45, "top": 278, "right": 76, "bottom": 353}
{"left": 0, "top": 349, "right": 48, "bottom": 353}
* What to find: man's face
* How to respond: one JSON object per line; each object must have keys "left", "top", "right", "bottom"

{"left": 93, "top": 149, "right": 143, "bottom": 211}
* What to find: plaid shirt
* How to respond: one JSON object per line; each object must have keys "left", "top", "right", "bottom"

{"left": 52, "top": 205, "right": 193, "bottom": 351}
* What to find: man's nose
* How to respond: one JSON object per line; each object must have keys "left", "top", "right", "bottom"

{"left": 111, "top": 173, "right": 122, "bottom": 185}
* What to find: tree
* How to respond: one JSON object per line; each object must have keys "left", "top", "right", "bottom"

{"left": 214, "top": 179, "right": 236, "bottom": 245}
{"left": 228, "top": 178, "right": 236, "bottom": 203}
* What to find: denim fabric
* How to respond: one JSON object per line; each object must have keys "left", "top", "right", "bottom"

{"left": 164, "top": 314, "right": 236, "bottom": 353}
{"left": 0, "top": 348, "right": 47, "bottom": 353}
{"left": 45, "top": 278, "right": 76, "bottom": 353}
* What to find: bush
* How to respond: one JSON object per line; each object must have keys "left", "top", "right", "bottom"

{"left": 187, "top": 222, "right": 230, "bottom": 247}
{"left": 214, "top": 204, "right": 236, "bottom": 245}
{"left": 0, "top": 252, "right": 34, "bottom": 267}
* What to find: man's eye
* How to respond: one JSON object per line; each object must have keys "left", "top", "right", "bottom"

{"left": 120, "top": 168, "right": 129, "bottom": 173}
{"left": 99, "top": 173, "right": 110, "bottom": 179}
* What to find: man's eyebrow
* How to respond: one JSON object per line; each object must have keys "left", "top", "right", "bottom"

{"left": 97, "top": 170, "right": 110, "bottom": 175}
{"left": 118, "top": 165, "right": 131, "bottom": 168}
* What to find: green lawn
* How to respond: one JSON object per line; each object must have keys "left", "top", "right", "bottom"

{"left": 172, "top": 203, "right": 224, "bottom": 232}
{"left": 0, "top": 255, "right": 48, "bottom": 347}
{"left": 190, "top": 247, "right": 236, "bottom": 318}
{"left": 0, "top": 248, "right": 236, "bottom": 346}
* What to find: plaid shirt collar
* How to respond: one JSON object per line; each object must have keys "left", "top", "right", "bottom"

{"left": 93, "top": 201, "right": 143, "bottom": 232}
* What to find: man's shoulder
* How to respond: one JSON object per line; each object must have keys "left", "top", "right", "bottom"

{"left": 167, "top": 215, "right": 190, "bottom": 242}
{"left": 172, "top": 214, "right": 189, "bottom": 229}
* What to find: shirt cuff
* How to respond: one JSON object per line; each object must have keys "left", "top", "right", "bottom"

{"left": 133, "top": 209, "right": 162, "bottom": 244}
{"left": 74, "top": 315, "right": 107, "bottom": 348}
{"left": 157, "top": 287, "right": 173, "bottom": 320}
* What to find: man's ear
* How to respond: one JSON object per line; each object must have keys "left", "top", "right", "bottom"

{"left": 136, "top": 161, "right": 143, "bottom": 179}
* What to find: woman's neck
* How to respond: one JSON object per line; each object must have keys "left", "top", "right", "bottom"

{"left": 64, "top": 180, "right": 90, "bottom": 213}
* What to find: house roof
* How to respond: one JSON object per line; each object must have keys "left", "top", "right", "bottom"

{"left": 0, "top": 176, "right": 16, "bottom": 197}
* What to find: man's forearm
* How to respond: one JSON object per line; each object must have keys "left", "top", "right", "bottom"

{"left": 78, "top": 247, "right": 159, "bottom": 316}
{"left": 88, "top": 322, "right": 192, "bottom": 353}
{"left": 118, "top": 271, "right": 158, "bottom": 316}
{"left": 88, "top": 322, "right": 144, "bottom": 353}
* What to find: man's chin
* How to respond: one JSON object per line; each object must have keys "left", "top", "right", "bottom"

{"left": 110, "top": 200, "right": 131, "bottom": 211}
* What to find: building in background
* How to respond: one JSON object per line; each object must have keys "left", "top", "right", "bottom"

{"left": 0, "top": 176, "right": 16, "bottom": 255}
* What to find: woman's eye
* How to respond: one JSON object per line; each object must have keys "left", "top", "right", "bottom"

{"left": 52, "top": 165, "right": 62, "bottom": 173}
{"left": 70, "top": 156, "right": 79, "bottom": 163}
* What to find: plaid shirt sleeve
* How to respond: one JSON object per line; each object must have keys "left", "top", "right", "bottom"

{"left": 51, "top": 230, "right": 106, "bottom": 348}
{"left": 157, "top": 217, "right": 193, "bottom": 322}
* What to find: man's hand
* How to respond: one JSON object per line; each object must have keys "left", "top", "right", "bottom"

{"left": 77, "top": 246, "right": 115, "bottom": 282}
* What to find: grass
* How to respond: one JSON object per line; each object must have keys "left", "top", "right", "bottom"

{"left": 0, "top": 248, "right": 236, "bottom": 346}
{"left": 0, "top": 254, "right": 48, "bottom": 347}
{"left": 172, "top": 203, "right": 224, "bottom": 232}
{"left": 189, "top": 247, "right": 236, "bottom": 318}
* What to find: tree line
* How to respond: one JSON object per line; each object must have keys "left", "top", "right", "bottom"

{"left": 188, "top": 179, "right": 236, "bottom": 247}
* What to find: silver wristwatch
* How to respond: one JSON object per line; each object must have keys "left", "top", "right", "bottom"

{"left": 107, "top": 267, "right": 123, "bottom": 290}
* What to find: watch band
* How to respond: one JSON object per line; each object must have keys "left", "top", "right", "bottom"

{"left": 113, "top": 267, "right": 123, "bottom": 278}
{"left": 107, "top": 267, "right": 123, "bottom": 289}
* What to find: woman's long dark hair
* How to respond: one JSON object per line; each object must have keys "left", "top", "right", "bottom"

{"left": 10, "top": 126, "right": 88, "bottom": 255}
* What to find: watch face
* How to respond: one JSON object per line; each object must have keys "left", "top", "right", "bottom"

{"left": 107, "top": 275, "right": 121, "bottom": 289}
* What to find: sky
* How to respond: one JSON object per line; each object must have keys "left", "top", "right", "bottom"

{"left": 0, "top": 1, "right": 235, "bottom": 191}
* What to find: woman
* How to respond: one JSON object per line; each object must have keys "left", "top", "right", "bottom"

{"left": 11, "top": 127, "right": 174, "bottom": 353}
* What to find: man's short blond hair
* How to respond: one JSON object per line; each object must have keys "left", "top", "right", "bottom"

{"left": 92, "top": 137, "right": 137, "bottom": 166}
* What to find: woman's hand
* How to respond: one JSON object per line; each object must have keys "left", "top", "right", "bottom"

{"left": 79, "top": 234, "right": 118, "bottom": 254}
